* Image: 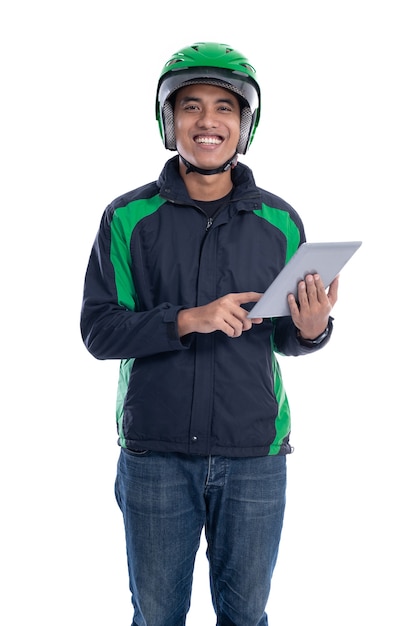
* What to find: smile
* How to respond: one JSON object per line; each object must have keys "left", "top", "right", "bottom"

{"left": 194, "top": 136, "right": 223, "bottom": 145}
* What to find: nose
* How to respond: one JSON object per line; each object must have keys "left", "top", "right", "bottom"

{"left": 196, "top": 107, "right": 218, "bottom": 128}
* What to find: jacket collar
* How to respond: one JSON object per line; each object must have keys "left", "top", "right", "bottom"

{"left": 157, "top": 156, "right": 261, "bottom": 208}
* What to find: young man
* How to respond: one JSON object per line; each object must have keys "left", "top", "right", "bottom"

{"left": 81, "top": 42, "right": 338, "bottom": 626}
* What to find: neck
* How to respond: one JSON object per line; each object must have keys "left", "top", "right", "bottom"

{"left": 179, "top": 159, "right": 234, "bottom": 201}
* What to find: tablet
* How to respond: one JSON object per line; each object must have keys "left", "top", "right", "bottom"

{"left": 247, "top": 241, "right": 362, "bottom": 318}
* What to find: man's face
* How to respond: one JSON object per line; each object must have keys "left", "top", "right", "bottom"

{"left": 173, "top": 83, "right": 241, "bottom": 170}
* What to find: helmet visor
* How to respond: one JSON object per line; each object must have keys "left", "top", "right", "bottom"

{"left": 158, "top": 67, "right": 259, "bottom": 114}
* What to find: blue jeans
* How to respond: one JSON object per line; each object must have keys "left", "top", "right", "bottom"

{"left": 115, "top": 449, "right": 287, "bottom": 626}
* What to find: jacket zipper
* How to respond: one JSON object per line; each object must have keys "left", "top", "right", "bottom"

{"left": 167, "top": 193, "right": 260, "bottom": 232}
{"left": 203, "top": 193, "right": 260, "bottom": 232}
{"left": 205, "top": 201, "right": 234, "bottom": 231}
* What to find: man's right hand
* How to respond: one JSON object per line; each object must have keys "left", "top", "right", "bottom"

{"left": 177, "top": 292, "right": 263, "bottom": 338}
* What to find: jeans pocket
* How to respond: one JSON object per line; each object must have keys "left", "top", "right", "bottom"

{"left": 123, "top": 447, "right": 151, "bottom": 457}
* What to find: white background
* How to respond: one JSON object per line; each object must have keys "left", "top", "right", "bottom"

{"left": 1, "top": 1, "right": 416, "bottom": 624}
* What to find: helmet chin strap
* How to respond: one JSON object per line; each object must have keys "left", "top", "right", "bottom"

{"left": 179, "top": 151, "right": 238, "bottom": 176}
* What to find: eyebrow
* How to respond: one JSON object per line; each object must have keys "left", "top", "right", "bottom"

{"left": 178, "top": 95, "right": 238, "bottom": 107}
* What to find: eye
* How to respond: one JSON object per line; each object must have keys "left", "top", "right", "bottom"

{"left": 182, "top": 102, "right": 200, "bottom": 111}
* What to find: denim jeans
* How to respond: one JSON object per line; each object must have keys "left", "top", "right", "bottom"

{"left": 115, "top": 449, "right": 287, "bottom": 626}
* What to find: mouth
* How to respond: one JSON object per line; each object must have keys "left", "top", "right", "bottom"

{"left": 194, "top": 135, "right": 223, "bottom": 145}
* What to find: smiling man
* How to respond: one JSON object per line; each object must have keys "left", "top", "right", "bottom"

{"left": 174, "top": 84, "right": 241, "bottom": 196}
{"left": 81, "top": 42, "right": 339, "bottom": 625}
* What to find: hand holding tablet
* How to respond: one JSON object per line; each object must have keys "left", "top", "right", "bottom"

{"left": 247, "top": 241, "right": 362, "bottom": 318}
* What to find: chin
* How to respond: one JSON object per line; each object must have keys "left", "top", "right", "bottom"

{"left": 194, "top": 152, "right": 233, "bottom": 169}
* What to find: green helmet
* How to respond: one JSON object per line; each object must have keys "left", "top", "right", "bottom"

{"left": 156, "top": 42, "right": 261, "bottom": 154}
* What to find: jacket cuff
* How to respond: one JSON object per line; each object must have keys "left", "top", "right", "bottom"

{"left": 296, "top": 316, "right": 334, "bottom": 350}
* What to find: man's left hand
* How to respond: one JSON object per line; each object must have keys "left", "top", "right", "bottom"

{"left": 288, "top": 273, "right": 339, "bottom": 339}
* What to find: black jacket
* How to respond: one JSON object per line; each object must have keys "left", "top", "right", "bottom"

{"left": 81, "top": 156, "right": 331, "bottom": 457}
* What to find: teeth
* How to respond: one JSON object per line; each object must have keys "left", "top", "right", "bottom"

{"left": 195, "top": 136, "right": 221, "bottom": 145}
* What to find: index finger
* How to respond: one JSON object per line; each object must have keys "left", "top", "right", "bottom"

{"left": 233, "top": 292, "right": 263, "bottom": 305}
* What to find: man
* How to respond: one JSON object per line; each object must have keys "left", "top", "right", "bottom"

{"left": 81, "top": 42, "right": 338, "bottom": 626}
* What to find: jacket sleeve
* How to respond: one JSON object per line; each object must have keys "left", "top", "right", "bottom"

{"left": 272, "top": 316, "right": 334, "bottom": 356}
{"left": 80, "top": 209, "right": 190, "bottom": 361}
